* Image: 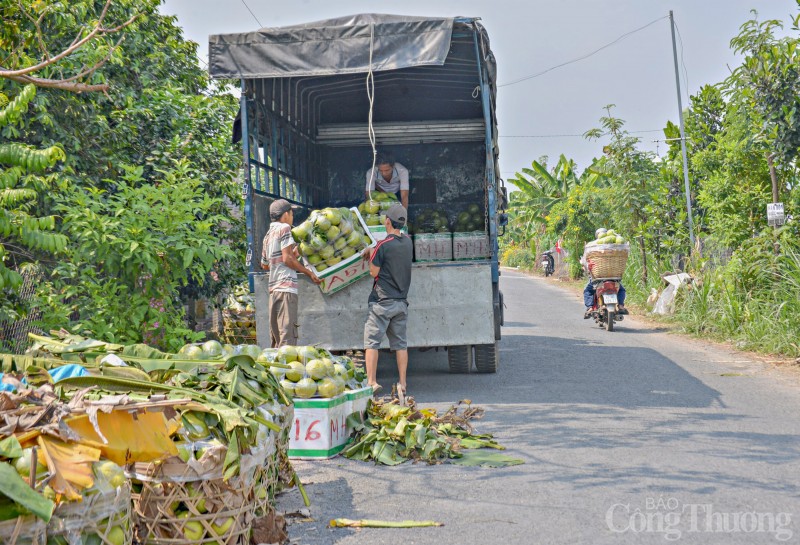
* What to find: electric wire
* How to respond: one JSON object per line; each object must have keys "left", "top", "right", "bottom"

{"left": 672, "top": 19, "right": 691, "bottom": 104}
{"left": 499, "top": 129, "right": 663, "bottom": 138}
{"left": 239, "top": 0, "right": 263, "bottom": 28}
{"left": 499, "top": 15, "right": 669, "bottom": 87}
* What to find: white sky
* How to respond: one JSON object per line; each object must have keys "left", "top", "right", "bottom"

{"left": 160, "top": 0, "right": 796, "bottom": 182}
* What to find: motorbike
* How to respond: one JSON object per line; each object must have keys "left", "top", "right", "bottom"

{"left": 588, "top": 279, "right": 625, "bottom": 331}
{"left": 541, "top": 250, "right": 555, "bottom": 277}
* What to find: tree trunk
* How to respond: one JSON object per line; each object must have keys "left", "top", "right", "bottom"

{"left": 767, "top": 152, "right": 779, "bottom": 203}
{"left": 639, "top": 236, "right": 648, "bottom": 285}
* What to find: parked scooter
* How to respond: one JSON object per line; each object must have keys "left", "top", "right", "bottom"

{"left": 541, "top": 250, "right": 555, "bottom": 277}
{"left": 588, "top": 278, "right": 624, "bottom": 331}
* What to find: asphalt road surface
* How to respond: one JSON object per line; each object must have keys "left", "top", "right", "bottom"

{"left": 276, "top": 268, "right": 800, "bottom": 544}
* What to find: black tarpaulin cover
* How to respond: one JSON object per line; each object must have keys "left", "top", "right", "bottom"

{"left": 209, "top": 13, "right": 455, "bottom": 78}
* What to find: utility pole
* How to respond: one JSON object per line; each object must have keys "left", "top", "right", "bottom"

{"left": 670, "top": 11, "right": 696, "bottom": 252}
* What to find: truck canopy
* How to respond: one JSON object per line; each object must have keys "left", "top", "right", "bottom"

{"left": 209, "top": 14, "right": 458, "bottom": 79}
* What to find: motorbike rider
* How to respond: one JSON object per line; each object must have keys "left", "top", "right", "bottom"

{"left": 582, "top": 228, "right": 628, "bottom": 318}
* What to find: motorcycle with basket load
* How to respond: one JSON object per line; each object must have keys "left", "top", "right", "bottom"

{"left": 582, "top": 228, "right": 630, "bottom": 332}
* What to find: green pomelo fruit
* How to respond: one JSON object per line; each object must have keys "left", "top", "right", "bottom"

{"left": 340, "top": 247, "right": 356, "bottom": 259}
{"left": 211, "top": 517, "right": 235, "bottom": 536}
{"left": 176, "top": 443, "right": 192, "bottom": 463}
{"left": 332, "top": 376, "right": 347, "bottom": 395}
{"left": 326, "top": 256, "right": 342, "bottom": 267}
{"left": 314, "top": 215, "right": 331, "bottom": 231}
{"left": 333, "top": 236, "right": 348, "bottom": 251}
{"left": 316, "top": 377, "right": 339, "bottom": 398}
{"left": 201, "top": 340, "right": 223, "bottom": 358}
{"left": 296, "top": 345, "right": 319, "bottom": 362}
{"left": 332, "top": 363, "right": 349, "bottom": 378}
{"left": 305, "top": 359, "right": 328, "bottom": 380}
{"left": 93, "top": 460, "right": 126, "bottom": 488}
{"left": 364, "top": 200, "right": 380, "bottom": 214}
{"left": 307, "top": 253, "right": 322, "bottom": 265}
{"left": 178, "top": 515, "right": 204, "bottom": 541}
{"left": 323, "top": 208, "right": 341, "bottom": 226}
{"left": 319, "top": 245, "right": 335, "bottom": 260}
{"left": 183, "top": 345, "right": 204, "bottom": 360}
{"left": 308, "top": 235, "right": 326, "bottom": 251}
{"left": 241, "top": 344, "right": 261, "bottom": 358}
{"left": 346, "top": 231, "right": 363, "bottom": 248}
{"left": 280, "top": 379, "right": 295, "bottom": 395}
{"left": 276, "top": 345, "right": 298, "bottom": 363}
{"left": 299, "top": 242, "right": 314, "bottom": 256}
{"left": 294, "top": 378, "right": 317, "bottom": 398}
{"left": 326, "top": 225, "right": 340, "bottom": 241}
{"left": 285, "top": 361, "right": 305, "bottom": 382}
{"left": 14, "top": 448, "right": 47, "bottom": 478}
{"left": 320, "top": 357, "right": 335, "bottom": 376}
{"left": 106, "top": 526, "right": 125, "bottom": 545}
{"left": 338, "top": 219, "right": 353, "bottom": 235}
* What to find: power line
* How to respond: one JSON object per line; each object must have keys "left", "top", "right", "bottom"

{"left": 499, "top": 129, "right": 663, "bottom": 139}
{"left": 672, "top": 19, "right": 691, "bottom": 104}
{"left": 499, "top": 15, "right": 669, "bottom": 88}
{"left": 239, "top": 0, "right": 263, "bottom": 28}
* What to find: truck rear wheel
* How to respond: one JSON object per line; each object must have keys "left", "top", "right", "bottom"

{"left": 494, "top": 289, "right": 504, "bottom": 340}
{"left": 474, "top": 343, "right": 499, "bottom": 373}
{"left": 447, "top": 345, "right": 473, "bottom": 374}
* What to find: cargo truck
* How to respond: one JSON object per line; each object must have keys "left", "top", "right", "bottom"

{"left": 209, "top": 14, "right": 507, "bottom": 372}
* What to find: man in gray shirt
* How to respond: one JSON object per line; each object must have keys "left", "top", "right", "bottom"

{"left": 363, "top": 203, "right": 413, "bottom": 396}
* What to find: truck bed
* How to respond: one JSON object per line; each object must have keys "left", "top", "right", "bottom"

{"left": 254, "top": 261, "right": 495, "bottom": 351}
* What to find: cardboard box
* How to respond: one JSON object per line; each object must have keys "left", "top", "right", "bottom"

{"left": 452, "top": 231, "right": 491, "bottom": 260}
{"left": 367, "top": 224, "right": 408, "bottom": 241}
{"left": 304, "top": 208, "right": 377, "bottom": 295}
{"left": 414, "top": 233, "right": 453, "bottom": 262}
{"left": 287, "top": 387, "right": 373, "bottom": 459}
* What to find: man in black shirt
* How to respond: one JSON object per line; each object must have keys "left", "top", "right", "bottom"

{"left": 363, "top": 203, "right": 413, "bottom": 396}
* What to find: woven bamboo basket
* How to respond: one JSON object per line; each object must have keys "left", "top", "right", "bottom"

{"left": 584, "top": 243, "right": 630, "bottom": 279}
{"left": 0, "top": 515, "right": 46, "bottom": 545}
{"left": 47, "top": 483, "right": 133, "bottom": 545}
{"left": 128, "top": 433, "right": 280, "bottom": 545}
{"left": 221, "top": 309, "right": 256, "bottom": 345}
{"left": 251, "top": 404, "right": 293, "bottom": 517}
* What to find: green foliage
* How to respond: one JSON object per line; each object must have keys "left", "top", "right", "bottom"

{"left": 499, "top": 242, "right": 536, "bottom": 270}
{"left": 545, "top": 186, "right": 604, "bottom": 278}
{"left": 729, "top": 10, "right": 800, "bottom": 165}
{"left": 35, "top": 162, "right": 234, "bottom": 352}
{"left": 2, "top": 1, "right": 244, "bottom": 343}
{"left": 0, "top": 84, "right": 68, "bottom": 321}
{"left": 674, "top": 230, "right": 800, "bottom": 356}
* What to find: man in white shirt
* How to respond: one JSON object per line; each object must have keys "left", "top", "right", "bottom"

{"left": 365, "top": 153, "right": 409, "bottom": 209}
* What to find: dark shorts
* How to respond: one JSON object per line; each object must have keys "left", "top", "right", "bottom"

{"left": 364, "top": 299, "right": 408, "bottom": 350}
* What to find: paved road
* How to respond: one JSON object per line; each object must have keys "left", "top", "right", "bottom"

{"left": 277, "top": 268, "right": 800, "bottom": 544}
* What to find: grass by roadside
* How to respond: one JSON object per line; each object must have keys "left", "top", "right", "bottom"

{"left": 502, "top": 265, "right": 800, "bottom": 376}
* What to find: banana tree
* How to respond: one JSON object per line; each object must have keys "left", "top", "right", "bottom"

{"left": 507, "top": 154, "right": 605, "bottom": 250}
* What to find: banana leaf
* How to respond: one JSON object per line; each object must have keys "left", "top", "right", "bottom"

{"left": 330, "top": 518, "right": 443, "bottom": 528}
{"left": 0, "top": 462, "right": 54, "bottom": 522}
{"left": 450, "top": 451, "right": 524, "bottom": 468}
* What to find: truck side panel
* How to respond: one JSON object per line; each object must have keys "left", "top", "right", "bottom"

{"left": 254, "top": 263, "right": 494, "bottom": 351}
